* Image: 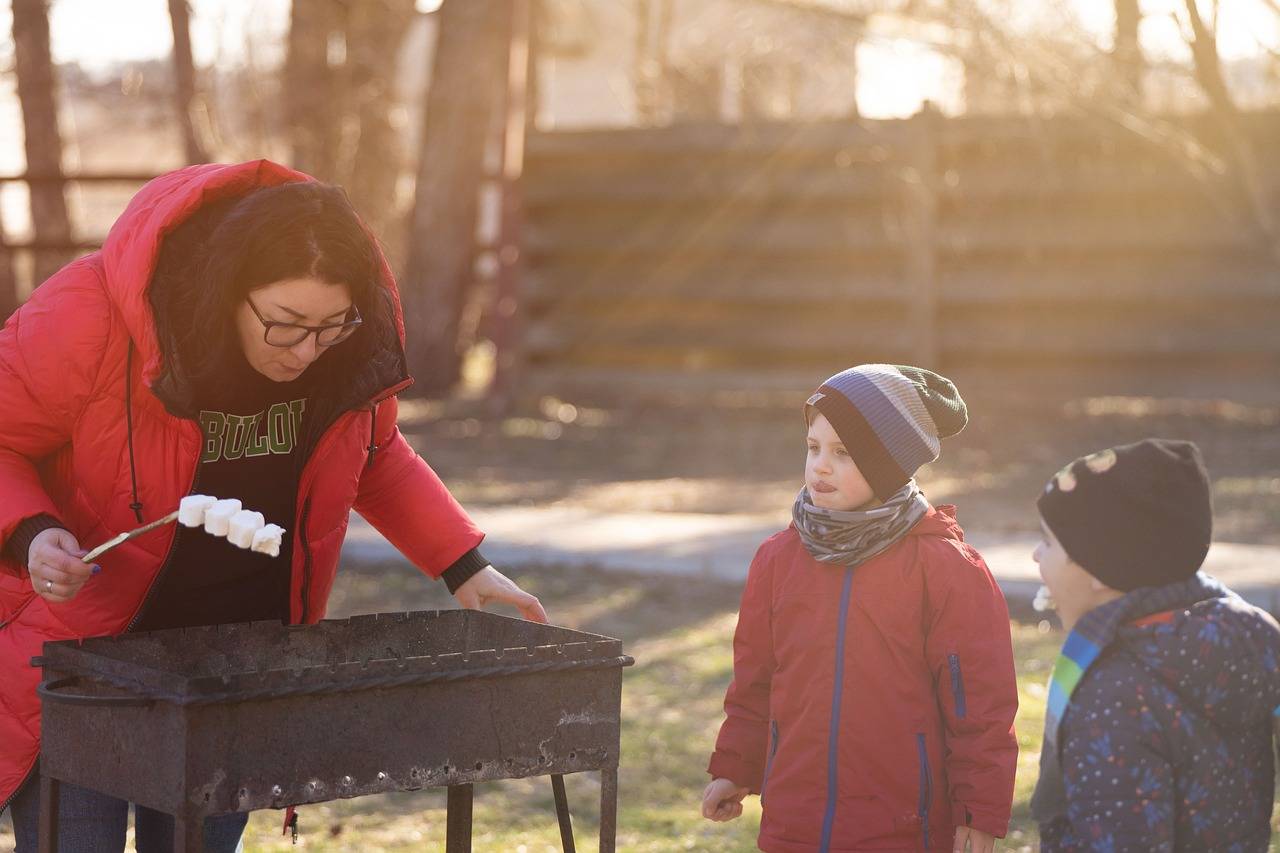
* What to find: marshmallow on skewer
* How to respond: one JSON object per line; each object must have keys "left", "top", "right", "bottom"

{"left": 251, "top": 524, "right": 286, "bottom": 558}
{"left": 227, "top": 510, "right": 266, "bottom": 549}
{"left": 178, "top": 495, "right": 217, "bottom": 527}
{"left": 203, "top": 499, "right": 242, "bottom": 537}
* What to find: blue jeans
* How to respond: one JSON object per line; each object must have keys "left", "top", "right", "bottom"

{"left": 7, "top": 773, "right": 247, "bottom": 853}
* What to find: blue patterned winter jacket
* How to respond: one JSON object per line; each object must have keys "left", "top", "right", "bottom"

{"left": 1041, "top": 585, "right": 1280, "bottom": 852}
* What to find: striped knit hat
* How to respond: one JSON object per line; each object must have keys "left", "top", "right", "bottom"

{"left": 804, "top": 364, "right": 968, "bottom": 500}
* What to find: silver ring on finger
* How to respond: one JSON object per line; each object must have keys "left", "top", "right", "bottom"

{"left": 45, "top": 579, "right": 53, "bottom": 593}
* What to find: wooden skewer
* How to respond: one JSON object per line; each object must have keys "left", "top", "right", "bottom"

{"left": 82, "top": 510, "right": 180, "bottom": 563}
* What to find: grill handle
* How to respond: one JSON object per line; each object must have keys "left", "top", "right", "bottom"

{"left": 37, "top": 676, "right": 154, "bottom": 708}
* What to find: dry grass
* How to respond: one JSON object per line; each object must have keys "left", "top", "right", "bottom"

{"left": 0, "top": 561, "right": 1128, "bottom": 852}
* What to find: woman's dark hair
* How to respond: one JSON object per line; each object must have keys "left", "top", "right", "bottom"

{"left": 150, "top": 182, "right": 401, "bottom": 417}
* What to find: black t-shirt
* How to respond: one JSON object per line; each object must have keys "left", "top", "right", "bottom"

{"left": 132, "top": 352, "right": 312, "bottom": 631}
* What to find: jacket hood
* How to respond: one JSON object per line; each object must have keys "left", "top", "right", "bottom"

{"left": 101, "top": 162, "right": 308, "bottom": 385}
{"left": 1116, "top": 591, "right": 1280, "bottom": 731}
{"left": 99, "top": 160, "right": 408, "bottom": 391}
{"left": 907, "top": 503, "right": 964, "bottom": 540}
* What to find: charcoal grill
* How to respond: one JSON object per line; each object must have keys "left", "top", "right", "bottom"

{"left": 33, "top": 609, "right": 633, "bottom": 852}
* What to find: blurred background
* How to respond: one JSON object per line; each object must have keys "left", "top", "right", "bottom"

{"left": 2, "top": 0, "right": 1272, "bottom": 571}
{"left": 1, "top": 1, "right": 1279, "bottom": 850}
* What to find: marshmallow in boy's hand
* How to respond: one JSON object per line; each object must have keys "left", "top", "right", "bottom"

{"left": 203, "top": 499, "right": 243, "bottom": 537}
{"left": 250, "top": 524, "right": 286, "bottom": 558}
{"left": 178, "top": 494, "right": 217, "bottom": 527}
{"left": 227, "top": 510, "right": 266, "bottom": 549}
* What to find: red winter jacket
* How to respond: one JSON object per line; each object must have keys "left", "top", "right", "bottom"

{"left": 709, "top": 506, "right": 1017, "bottom": 852}
{"left": 0, "top": 161, "right": 484, "bottom": 811}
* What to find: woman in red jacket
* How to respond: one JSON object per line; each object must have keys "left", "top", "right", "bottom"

{"left": 702, "top": 365, "right": 1018, "bottom": 852}
{"left": 0, "top": 161, "right": 544, "bottom": 852}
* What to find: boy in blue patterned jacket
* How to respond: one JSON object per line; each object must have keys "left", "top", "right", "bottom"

{"left": 1030, "top": 438, "right": 1280, "bottom": 852}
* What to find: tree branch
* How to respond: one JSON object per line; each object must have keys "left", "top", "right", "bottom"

{"left": 1180, "top": 0, "right": 1280, "bottom": 264}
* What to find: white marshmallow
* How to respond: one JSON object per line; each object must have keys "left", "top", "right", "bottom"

{"left": 227, "top": 510, "right": 266, "bottom": 549}
{"left": 250, "top": 524, "right": 286, "bottom": 558}
{"left": 178, "top": 495, "right": 217, "bottom": 527}
{"left": 203, "top": 499, "right": 242, "bottom": 537}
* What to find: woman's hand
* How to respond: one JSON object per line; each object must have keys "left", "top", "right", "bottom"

{"left": 27, "top": 528, "right": 96, "bottom": 603}
{"left": 701, "top": 778, "right": 750, "bottom": 822}
{"left": 452, "top": 566, "right": 548, "bottom": 623}
{"left": 953, "top": 826, "right": 995, "bottom": 853}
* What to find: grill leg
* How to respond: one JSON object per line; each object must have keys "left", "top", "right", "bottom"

{"left": 174, "top": 813, "right": 204, "bottom": 853}
{"left": 36, "top": 774, "right": 59, "bottom": 853}
{"left": 550, "top": 774, "right": 576, "bottom": 853}
{"left": 599, "top": 767, "right": 618, "bottom": 853}
{"left": 446, "top": 783, "right": 473, "bottom": 853}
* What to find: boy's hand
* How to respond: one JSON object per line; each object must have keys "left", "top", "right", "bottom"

{"left": 701, "top": 778, "right": 750, "bottom": 822}
{"left": 953, "top": 826, "right": 995, "bottom": 853}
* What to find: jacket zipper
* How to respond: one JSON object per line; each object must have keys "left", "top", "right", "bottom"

{"left": 0, "top": 597, "right": 54, "bottom": 814}
{"left": 760, "top": 720, "right": 780, "bottom": 806}
{"left": 916, "top": 732, "right": 933, "bottom": 849}
{"left": 364, "top": 405, "right": 378, "bottom": 469}
{"left": 298, "top": 497, "right": 314, "bottom": 624}
{"left": 129, "top": 378, "right": 408, "bottom": 631}
{"left": 125, "top": 463, "right": 201, "bottom": 631}
{"left": 292, "top": 407, "right": 360, "bottom": 625}
{"left": 1, "top": 381, "right": 410, "bottom": 815}
{"left": 0, "top": 593, "right": 37, "bottom": 631}
{"left": 0, "top": 761, "right": 35, "bottom": 818}
{"left": 292, "top": 380, "right": 409, "bottom": 625}
{"left": 948, "top": 653, "right": 967, "bottom": 719}
{"left": 817, "top": 567, "right": 854, "bottom": 853}
{"left": 2, "top": 595, "right": 46, "bottom": 811}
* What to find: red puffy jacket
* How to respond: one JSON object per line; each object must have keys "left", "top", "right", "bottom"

{"left": 0, "top": 161, "right": 484, "bottom": 811}
{"left": 709, "top": 506, "right": 1017, "bottom": 852}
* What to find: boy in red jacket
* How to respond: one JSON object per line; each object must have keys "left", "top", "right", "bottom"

{"left": 702, "top": 365, "right": 1018, "bottom": 852}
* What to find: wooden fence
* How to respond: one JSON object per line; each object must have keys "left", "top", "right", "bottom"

{"left": 5, "top": 114, "right": 1280, "bottom": 399}
{"left": 517, "top": 110, "right": 1280, "bottom": 392}
{"left": 0, "top": 171, "right": 162, "bottom": 314}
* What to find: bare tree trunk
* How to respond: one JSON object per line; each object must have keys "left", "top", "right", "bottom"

{"left": 655, "top": 0, "right": 675, "bottom": 121}
{"left": 12, "top": 0, "right": 71, "bottom": 287}
{"left": 526, "top": 0, "right": 543, "bottom": 127}
{"left": 283, "top": 0, "right": 342, "bottom": 179}
{"left": 1181, "top": 0, "right": 1280, "bottom": 263}
{"left": 1183, "top": 0, "right": 1232, "bottom": 109}
{"left": 168, "top": 0, "right": 209, "bottom": 164}
{"left": 1113, "top": 0, "right": 1143, "bottom": 106}
{"left": 0, "top": 230, "right": 18, "bottom": 322}
{"left": 342, "top": 0, "right": 417, "bottom": 241}
{"left": 488, "top": 0, "right": 533, "bottom": 409}
{"left": 401, "top": 0, "right": 511, "bottom": 396}
{"left": 847, "top": 30, "right": 861, "bottom": 120}
{"left": 633, "top": 0, "right": 658, "bottom": 124}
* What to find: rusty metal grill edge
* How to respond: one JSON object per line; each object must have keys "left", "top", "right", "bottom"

{"left": 35, "top": 609, "right": 633, "bottom": 852}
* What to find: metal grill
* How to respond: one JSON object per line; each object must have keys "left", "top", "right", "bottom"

{"left": 34, "top": 609, "right": 633, "bottom": 852}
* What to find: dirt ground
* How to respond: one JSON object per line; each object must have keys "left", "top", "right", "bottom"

{"left": 398, "top": 365, "right": 1280, "bottom": 546}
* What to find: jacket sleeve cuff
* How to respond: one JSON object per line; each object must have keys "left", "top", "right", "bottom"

{"left": 441, "top": 547, "right": 489, "bottom": 594}
{"left": 952, "top": 801, "right": 1009, "bottom": 839}
{"left": 3, "top": 513, "right": 65, "bottom": 568}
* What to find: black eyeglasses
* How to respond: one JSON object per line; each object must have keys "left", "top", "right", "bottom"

{"left": 247, "top": 296, "right": 362, "bottom": 348}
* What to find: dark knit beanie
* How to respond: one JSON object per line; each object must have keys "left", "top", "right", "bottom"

{"left": 1037, "top": 439, "right": 1212, "bottom": 592}
{"left": 804, "top": 364, "right": 968, "bottom": 500}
